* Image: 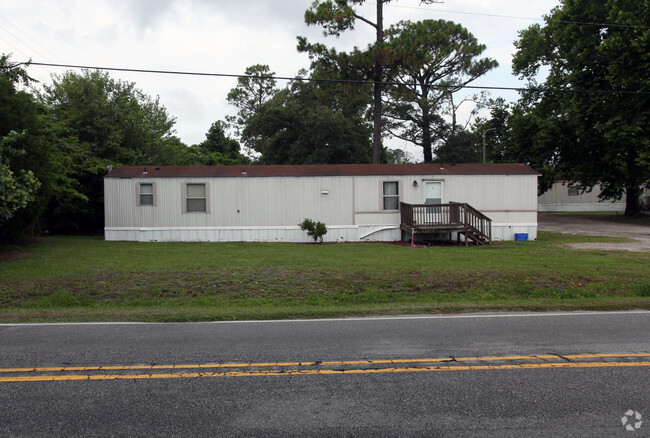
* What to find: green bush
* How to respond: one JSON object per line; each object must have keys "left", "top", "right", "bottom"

{"left": 299, "top": 218, "right": 327, "bottom": 243}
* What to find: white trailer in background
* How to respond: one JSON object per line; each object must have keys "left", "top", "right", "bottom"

{"left": 538, "top": 181, "right": 628, "bottom": 212}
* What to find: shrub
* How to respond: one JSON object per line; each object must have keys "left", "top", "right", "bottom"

{"left": 299, "top": 218, "right": 327, "bottom": 243}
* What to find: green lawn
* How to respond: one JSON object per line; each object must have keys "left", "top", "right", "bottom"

{"left": 1, "top": 233, "right": 649, "bottom": 322}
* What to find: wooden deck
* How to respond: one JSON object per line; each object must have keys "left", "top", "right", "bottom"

{"left": 400, "top": 202, "right": 492, "bottom": 246}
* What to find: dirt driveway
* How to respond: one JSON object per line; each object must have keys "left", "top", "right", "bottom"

{"left": 537, "top": 213, "right": 650, "bottom": 252}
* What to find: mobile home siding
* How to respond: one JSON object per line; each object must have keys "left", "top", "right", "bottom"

{"left": 105, "top": 164, "right": 539, "bottom": 242}
{"left": 538, "top": 182, "right": 626, "bottom": 212}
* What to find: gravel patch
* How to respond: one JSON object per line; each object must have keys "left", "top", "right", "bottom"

{"left": 538, "top": 213, "right": 650, "bottom": 252}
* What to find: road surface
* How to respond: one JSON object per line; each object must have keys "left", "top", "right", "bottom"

{"left": 1, "top": 311, "right": 648, "bottom": 436}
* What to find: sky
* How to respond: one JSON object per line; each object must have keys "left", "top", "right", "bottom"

{"left": 1, "top": 0, "right": 560, "bottom": 160}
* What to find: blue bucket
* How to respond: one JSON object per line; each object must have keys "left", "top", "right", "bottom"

{"left": 514, "top": 233, "right": 528, "bottom": 241}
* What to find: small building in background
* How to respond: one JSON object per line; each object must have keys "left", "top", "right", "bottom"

{"left": 104, "top": 163, "right": 540, "bottom": 243}
{"left": 538, "top": 181, "right": 628, "bottom": 212}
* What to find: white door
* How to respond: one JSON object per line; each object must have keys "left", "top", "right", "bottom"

{"left": 424, "top": 181, "right": 442, "bottom": 223}
{"left": 425, "top": 181, "right": 442, "bottom": 204}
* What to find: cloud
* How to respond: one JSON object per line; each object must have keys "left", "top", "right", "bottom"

{"left": 120, "top": 0, "right": 178, "bottom": 28}
{"left": 3, "top": 0, "right": 560, "bottom": 154}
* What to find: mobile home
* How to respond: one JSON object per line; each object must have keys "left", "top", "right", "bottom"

{"left": 538, "top": 182, "right": 627, "bottom": 212}
{"left": 104, "top": 163, "right": 540, "bottom": 243}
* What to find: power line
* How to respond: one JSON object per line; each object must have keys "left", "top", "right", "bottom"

{"left": 21, "top": 61, "right": 650, "bottom": 96}
{"left": 381, "top": 2, "right": 650, "bottom": 30}
{"left": 0, "top": 15, "right": 60, "bottom": 77}
{"left": 0, "top": 35, "right": 30, "bottom": 59}
{"left": 0, "top": 19, "right": 62, "bottom": 63}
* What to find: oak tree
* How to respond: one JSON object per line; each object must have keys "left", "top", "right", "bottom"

{"left": 243, "top": 78, "right": 372, "bottom": 165}
{"left": 512, "top": 0, "right": 650, "bottom": 215}
{"left": 41, "top": 69, "right": 179, "bottom": 230}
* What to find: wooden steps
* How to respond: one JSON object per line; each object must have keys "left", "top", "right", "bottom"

{"left": 400, "top": 202, "right": 492, "bottom": 246}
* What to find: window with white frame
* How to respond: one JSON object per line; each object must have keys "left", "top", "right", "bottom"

{"left": 186, "top": 183, "right": 207, "bottom": 213}
{"left": 383, "top": 181, "right": 399, "bottom": 210}
{"left": 139, "top": 183, "right": 154, "bottom": 206}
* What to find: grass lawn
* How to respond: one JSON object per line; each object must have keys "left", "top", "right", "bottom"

{"left": 1, "top": 232, "right": 649, "bottom": 322}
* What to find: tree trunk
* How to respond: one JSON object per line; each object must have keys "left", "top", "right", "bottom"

{"left": 372, "top": 78, "right": 382, "bottom": 164}
{"left": 419, "top": 88, "right": 434, "bottom": 162}
{"left": 372, "top": 1, "right": 384, "bottom": 164}
{"left": 623, "top": 143, "right": 642, "bottom": 216}
{"left": 624, "top": 184, "right": 641, "bottom": 216}
{"left": 422, "top": 108, "right": 433, "bottom": 163}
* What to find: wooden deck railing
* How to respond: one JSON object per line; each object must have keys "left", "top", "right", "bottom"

{"left": 400, "top": 202, "right": 492, "bottom": 244}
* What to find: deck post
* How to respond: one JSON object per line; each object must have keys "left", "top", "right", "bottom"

{"left": 464, "top": 204, "right": 468, "bottom": 246}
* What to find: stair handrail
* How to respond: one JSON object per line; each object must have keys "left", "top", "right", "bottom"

{"left": 400, "top": 202, "right": 492, "bottom": 244}
{"left": 461, "top": 203, "right": 492, "bottom": 243}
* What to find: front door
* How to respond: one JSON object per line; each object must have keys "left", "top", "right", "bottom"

{"left": 425, "top": 181, "right": 442, "bottom": 204}
{"left": 424, "top": 182, "right": 442, "bottom": 223}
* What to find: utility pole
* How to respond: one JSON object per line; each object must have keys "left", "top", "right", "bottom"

{"left": 482, "top": 128, "right": 496, "bottom": 164}
{"left": 372, "top": 0, "right": 385, "bottom": 164}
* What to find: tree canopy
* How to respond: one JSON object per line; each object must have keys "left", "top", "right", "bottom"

{"left": 243, "top": 78, "right": 372, "bottom": 164}
{"left": 434, "top": 129, "right": 481, "bottom": 163}
{"left": 191, "top": 121, "right": 248, "bottom": 165}
{"left": 0, "top": 57, "right": 253, "bottom": 241}
{"left": 511, "top": 0, "right": 650, "bottom": 215}
{"left": 42, "top": 70, "right": 178, "bottom": 165}
{"left": 226, "top": 64, "right": 278, "bottom": 156}
{"left": 0, "top": 56, "right": 58, "bottom": 241}
{"left": 0, "top": 132, "right": 40, "bottom": 225}
{"left": 302, "top": 1, "right": 443, "bottom": 164}
{"left": 302, "top": 0, "right": 392, "bottom": 164}
{"left": 383, "top": 19, "right": 498, "bottom": 162}
{"left": 39, "top": 70, "right": 183, "bottom": 231}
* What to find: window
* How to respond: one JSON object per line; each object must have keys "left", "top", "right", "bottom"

{"left": 383, "top": 181, "right": 399, "bottom": 210}
{"left": 139, "top": 183, "right": 154, "bottom": 205}
{"left": 186, "top": 183, "right": 207, "bottom": 213}
{"left": 567, "top": 185, "right": 579, "bottom": 196}
{"left": 137, "top": 183, "right": 156, "bottom": 206}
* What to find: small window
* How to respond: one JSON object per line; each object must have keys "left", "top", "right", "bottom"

{"left": 139, "top": 183, "right": 154, "bottom": 205}
{"left": 568, "top": 185, "right": 579, "bottom": 196}
{"left": 186, "top": 183, "right": 206, "bottom": 213}
{"left": 383, "top": 181, "right": 399, "bottom": 210}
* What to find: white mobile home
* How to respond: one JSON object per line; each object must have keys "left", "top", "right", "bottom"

{"left": 104, "top": 163, "right": 540, "bottom": 243}
{"left": 538, "top": 181, "right": 627, "bottom": 212}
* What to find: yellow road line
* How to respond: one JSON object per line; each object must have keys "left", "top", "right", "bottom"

{"left": 2, "top": 353, "right": 648, "bottom": 374}
{"left": 1, "top": 361, "right": 648, "bottom": 383}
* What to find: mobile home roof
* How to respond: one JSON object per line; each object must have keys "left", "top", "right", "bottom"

{"left": 106, "top": 163, "right": 540, "bottom": 179}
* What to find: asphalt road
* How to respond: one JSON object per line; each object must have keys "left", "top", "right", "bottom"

{"left": 1, "top": 311, "right": 648, "bottom": 437}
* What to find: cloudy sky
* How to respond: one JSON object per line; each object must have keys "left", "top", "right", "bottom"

{"left": 2, "top": 0, "right": 559, "bottom": 158}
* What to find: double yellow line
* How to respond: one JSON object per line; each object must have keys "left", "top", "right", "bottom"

{"left": 1, "top": 353, "right": 648, "bottom": 383}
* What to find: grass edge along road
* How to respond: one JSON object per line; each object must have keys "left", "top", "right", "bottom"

{"left": 1, "top": 232, "right": 649, "bottom": 323}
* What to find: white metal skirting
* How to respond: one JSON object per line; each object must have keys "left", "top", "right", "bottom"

{"left": 105, "top": 223, "right": 537, "bottom": 242}
{"left": 104, "top": 225, "right": 401, "bottom": 243}
{"left": 490, "top": 223, "right": 538, "bottom": 241}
